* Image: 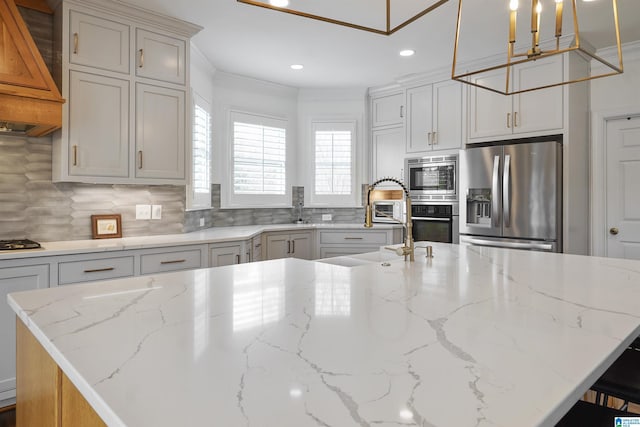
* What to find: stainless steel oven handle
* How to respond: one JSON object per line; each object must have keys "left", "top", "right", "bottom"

{"left": 460, "top": 236, "right": 553, "bottom": 251}
{"left": 411, "top": 217, "right": 451, "bottom": 222}
{"left": 492, "top": 155, "right": 500, "bottom": 228}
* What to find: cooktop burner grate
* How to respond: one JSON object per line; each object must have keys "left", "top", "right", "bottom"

{"left": 0, "top": 239, "right": 41, "bottom": 250}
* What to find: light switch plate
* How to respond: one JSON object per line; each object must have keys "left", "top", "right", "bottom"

{"left": 151, "top": 205, "right": 162, "bottom": 220}
{"left": 136, "top": 204, "right": 151, "bottom": 220}
{"left": 199, "top": 218, "right": 205, "bottom": 226}
{"left": 322, "top": 214, "right": 332, "bottom": 221}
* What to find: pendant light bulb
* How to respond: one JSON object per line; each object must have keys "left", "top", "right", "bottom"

{"left": 509, "top": 0, "right": 518, "bottom": 11}
{"left": 536, "top": 2, "right": 542, "bottom": 13}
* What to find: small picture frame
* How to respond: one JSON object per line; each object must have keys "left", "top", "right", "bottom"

{"left": 91, "top": 214, "right": 122, "bottom": 239}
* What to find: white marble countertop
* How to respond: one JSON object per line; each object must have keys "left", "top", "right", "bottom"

{"left": 0, "top": 223, "right": 400, "bottom": 260}
{"left": 8, "top": 243, "right": 640, "bottom": 426}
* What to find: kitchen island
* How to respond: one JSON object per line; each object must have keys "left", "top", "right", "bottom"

{"left": 8, "top": 243, "right": 640, "bottom": 426}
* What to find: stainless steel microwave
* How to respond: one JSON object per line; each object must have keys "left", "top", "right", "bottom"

{"left": 405, "top": 154, "right": 457, "bottom": 201}
{"left": 372, "top": 199, "right": 404, "bottom": 223}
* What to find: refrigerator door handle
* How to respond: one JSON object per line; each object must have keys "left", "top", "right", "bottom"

{"left": 503, "top": 154, "right": 511, "bottom": 228}
{"left": 492, "top": 155, "right": 500, "bottom": 228}
{"left": 460, "top": 236, "right": 554, "bottom": 251}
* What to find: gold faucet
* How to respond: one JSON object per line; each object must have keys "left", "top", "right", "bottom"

{"left": 364, "top": 178, "right": 414, "bottom": 262}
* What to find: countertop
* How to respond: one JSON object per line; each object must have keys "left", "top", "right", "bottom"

{"left": 0, "top": 223, "right": 400, "bottom": 260}
{"left": 8, "top": 243, "right": 640, "bottom": 426}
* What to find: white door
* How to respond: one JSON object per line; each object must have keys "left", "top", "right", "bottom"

{"left": 467, "top": 69, "right": 512, "bottom": 140}
{"left": 290, "top": 233, "right": 312, "bottom": 260}
{"left": 606, "top": 115, "right": 640, "bottom": 259}
{"left": 406, "top": 84, "right": 433, "bottom": 153}
{"left": 432, "top": 80, "right": 462, "bottom": 151}
{"left": 372, "top": 127, "right": 405, "bottom": 184}
{"left": 210, "top": 244, "right": 242, "bottom": 266}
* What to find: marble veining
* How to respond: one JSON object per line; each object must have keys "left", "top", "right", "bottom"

{"left": 8, "top": 243, "right": 640, "bottom": 427}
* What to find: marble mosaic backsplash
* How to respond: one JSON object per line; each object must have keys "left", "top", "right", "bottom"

{"left": 1, "top": 138, "right": 366, "bottom": 242}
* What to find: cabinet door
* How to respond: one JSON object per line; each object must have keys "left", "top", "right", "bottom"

{"left": 265, "top": 234, "right": 289, "bottom": 260}
{"left": 69, "top": 10, "right": 130, "bottom": 74}
{"left": 371, "top": 92, "right": 404, "bottom": 128}
{"left": 135, "top": 29, "right": 186, "bottom": 85}
{"left": 210, "top": 244, "right": 242, "bottom": 267}
{"left": 135, "top": 84, "right": 185, "bottom": 180}
{"left": 468, "top": 69, "right": 512, "bottom": 140}
{"left": 513, "top": 57, "right": 563, "bottom": 135}
{"left": 252, "top": 237, "right": 262, "bottom": 262}
{"left": 432, "top": 80, "right": 463, "bottom": 151}
{"left": 68, "top": 71, "right": 129, "bottom": 178}
{"left": 290, "top": 233, "right": 312, "bottom": 260}
{"left": 0, "top": 264, "right": 48, "bottom": 401}
{"left": 406, "top": 84, "right": 433, "bottom": 153}
{"left": 372, "top": 127, "right": 405, "bottom": 184}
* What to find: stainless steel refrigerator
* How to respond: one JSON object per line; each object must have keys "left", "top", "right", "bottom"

{"left": 459, "top": 140, "right": 562, "bottom": 252}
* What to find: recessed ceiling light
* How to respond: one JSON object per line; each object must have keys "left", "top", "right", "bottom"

{"left": 290, "top": 64, "right": 304, "bottom": 70}
{"left": 399, "top": 49, "right": 415, "bottom": 57}
{"left": 270, "top": 0, "right": 289, "bottom": 7}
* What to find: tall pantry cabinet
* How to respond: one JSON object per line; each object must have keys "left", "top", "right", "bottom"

{"left": 50, "top": 0, "right": 201, "bottom": 185}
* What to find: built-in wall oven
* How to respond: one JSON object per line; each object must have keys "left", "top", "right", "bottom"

{"left": 411, "top": 204, "right": 459, "bottom": 244}
{"left": 406, "top": 154, "right": 459, "bottom": 244}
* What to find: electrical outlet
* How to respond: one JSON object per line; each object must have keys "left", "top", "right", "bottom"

{"left": 136, "top": 204, "right": 151, "bottom": 220}
{"left": 199, "top": 218, "right": 205, "bottom": 226}
{"left": 322, "top": 214, "right": 332, "bottom": 221}
{"left": 151, "top": 205, "right": 162, "bottom": 220}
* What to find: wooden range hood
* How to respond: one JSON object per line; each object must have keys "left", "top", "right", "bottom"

{"left": 0, "top": 0, "right": 64, "bottom": 137}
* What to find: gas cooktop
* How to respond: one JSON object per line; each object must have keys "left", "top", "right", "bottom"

{"left": 0, "top": 239, "right": 41, "bottom": 250}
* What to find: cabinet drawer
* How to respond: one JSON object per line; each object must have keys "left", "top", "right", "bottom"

{"left": 58, "top": 256, "right": 134, "bottom": 285}
{"left": 319, "top": 231, "right": 389, "bottom": 245}
{"left": 140, "top": 249, "right": 202, "bottom": 275}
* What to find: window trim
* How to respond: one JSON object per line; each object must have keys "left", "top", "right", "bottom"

{"left": 186, "top": 90, "right": 212, "bottom": 211}
{"left": 307, "top": 118, "right": 360, "bottom": 207}
{"left": 222, "top": 109, "right": 291, "bottom": 209}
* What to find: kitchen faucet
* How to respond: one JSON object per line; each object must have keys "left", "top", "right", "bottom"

{"left": 364, "top": 177, "right": 414, "bottom": 262}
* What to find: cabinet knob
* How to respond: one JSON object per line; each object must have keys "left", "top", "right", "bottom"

{"left": 610, "top": 227, "right": 619, "bottom": 236}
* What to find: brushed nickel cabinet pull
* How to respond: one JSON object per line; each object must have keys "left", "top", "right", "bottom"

{"left": 73, "top": 33, "right": 79, "bottom": 54}
{"left": 432, "top": 131, "right": 437, "bottom": 145}
{"left": 344, "top": 237, "right": 364, "bottom": 240}
{"left": 400, "top": 105, "right": 404, "bottom": 118}
{"left": 139, "top": 49, "right": 144, "bottom": 68}
{"left": 138, "top": 151, "right": 143, "bottom": 169}
{"left": 84, "top": 267, "right": 115, "bottom": 273}
{"left": 507, "top": 112, "right": 511, "bottom": 129}
{"left": 427, "top": 132, "right": 432, "bottom": 145}
{"left": 287, "top": 240, "right": 291, "bottom": 254}
{"left": 73, "top": 145, "right": 78, "bottom": 166}
{"left": 160, "top": 259, "right": 186, "bottom": 265}
{"left": 235, "top": 254, "right": 240, "bottom": 264}
{"left": 514, "top": 111, "right": 519, "bottom": 127}
{"left": 292, "top": 240, "right": 295, "bottom": 253}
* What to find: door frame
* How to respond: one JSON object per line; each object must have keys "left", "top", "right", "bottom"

{"left": 590, "top": 107, "right": 640, "bottom": 256}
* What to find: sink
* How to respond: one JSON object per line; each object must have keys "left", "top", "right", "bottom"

{"left": 317, "top": 248, "right": 402, "bottom": 267}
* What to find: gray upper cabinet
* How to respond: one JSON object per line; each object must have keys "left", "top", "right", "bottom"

{"left": 51, "top": 0, "right": 200, "bottom": 185}
{"left": 135, "top": 29, "right": 186, "bottom": 85}
{"left": 69, "top": 10, "right": 130, "bottom": 74}
{"left": 68, "top": 71, "right": 129, "bottom": 178}
{"left": 406, "top": 80, "right": 462, "bottom": 153}
{"left": 135, "top": 83, "right": 185, "bottom": 180}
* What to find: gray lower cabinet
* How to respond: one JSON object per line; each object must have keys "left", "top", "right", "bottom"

{"left": 58, "top": 254, "right": 135, "bottom": 285}
{"left": 0, "top": 264, "right": 49, "bottom": 403}
{"left": 210, "top": 242, "right": 243, "bottom": 267}
{"left": 139, "top": 245, "right": 206, "bottom": 275}
{"left": 316, "top": 228, "right": 399, "bottom": 258}
{"left": 264, "top": 232, "right": 313, "bottom": 260}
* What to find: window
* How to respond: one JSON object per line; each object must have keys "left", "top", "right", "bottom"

{"left": 225, "top": 111, "right": 290, "bottom": 207}
{"left": 187, "top": 92, "right": 212, "bottom": 210}
{"left": 309, "top": 120, "right": 358, "bottom": 206}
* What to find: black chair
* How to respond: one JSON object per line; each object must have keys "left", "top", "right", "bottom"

{"left": 591, "top": 346, "right": 640, "bottom": 410}
{"left": 556, "top": 400, "right": 628, "bottom": 426}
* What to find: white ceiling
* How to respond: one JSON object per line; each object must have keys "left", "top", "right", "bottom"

{"left": 120, "top": 0, "right": 640, "bottom": 89}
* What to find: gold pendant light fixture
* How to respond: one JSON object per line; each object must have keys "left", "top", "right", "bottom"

{"left": 236, "top": 0, "right": 449, "bottom": 36}
{"left": 451, "top": 0, "right": 623, "bottom": 95}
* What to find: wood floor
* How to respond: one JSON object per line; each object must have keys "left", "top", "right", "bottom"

{"left": 0, "top": 405, "right": 15, "bottom": 427}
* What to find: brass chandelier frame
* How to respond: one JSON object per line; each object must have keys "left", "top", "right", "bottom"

{"left": 236, "top": 0, "right": 449, "bottom": 36}
{"left": 451, "top": 0, "right": 624, "bottom": 95}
